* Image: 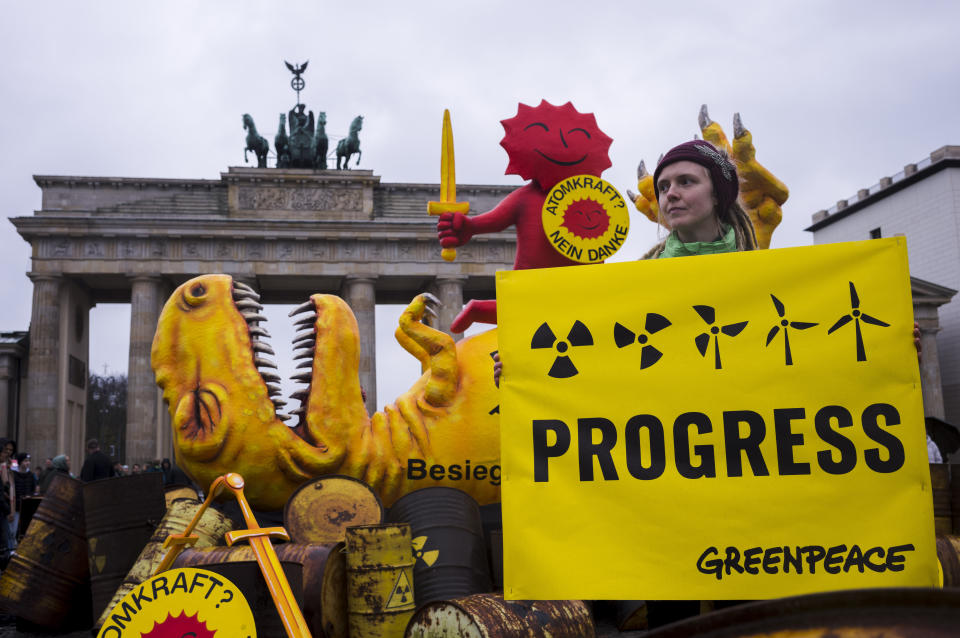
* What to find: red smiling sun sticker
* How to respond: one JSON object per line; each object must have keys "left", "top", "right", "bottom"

{"left": 141, "top": 611, "right": 216, "bottom": 638}
{"left": 500, "top": 100, "right": 613, "bottom": 190}
{"left": 562, "top": 198, "right": 610, "bottom": 239}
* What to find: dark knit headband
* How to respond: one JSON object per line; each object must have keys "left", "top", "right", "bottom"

{"left": 653, "top": 140, "right": 739, "bottom": 215}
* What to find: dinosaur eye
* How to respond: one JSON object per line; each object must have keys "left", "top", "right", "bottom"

{"left": 182, "top": 282, "right": 208, "bottom": 307}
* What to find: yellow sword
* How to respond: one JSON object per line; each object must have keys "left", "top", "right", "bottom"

{"left": 428, "top": 108, "right": 470, "bottom": 262}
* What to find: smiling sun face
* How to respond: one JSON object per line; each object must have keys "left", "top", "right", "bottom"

{"left": 141, "top": 611, "right": 216, "bottom": 638}
{"left": 500, "top": 100, "right": 613, "bottom": 190}
{"left": 562, "top": 198, "right": 610, "bottom": 239}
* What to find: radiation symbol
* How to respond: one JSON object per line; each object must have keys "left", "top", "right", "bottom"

{"left": 412, "top": 535, "right": 439, "bottom": 567}
{"left": 385, "top": 570, "right": 414, "bottom": 610}
{"left": 88, "top": 537, "right": 107, "bottom": 574}
{"left": 531, "top": 320, "right": 594, "bottom": 378}
{"left": 614, "top": 312, "right": 672, "bottom": 369}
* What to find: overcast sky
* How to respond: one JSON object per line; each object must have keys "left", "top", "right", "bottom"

{"left": 2, "top": 1, "right": 958, "bottom": 408}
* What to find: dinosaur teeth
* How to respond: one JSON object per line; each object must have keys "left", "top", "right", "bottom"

{"left": 266, "top": 383, "right": 282, "bottom": 395}
{"left": 249, "top": 325, "right": 272, "bottom": 338}
{"left": 293, "top": 347, "right": 314, "bottom": 359}
{"left": 236, "top": 299, "right": 264, "bottom": 311}
{"left": 294, "top": 316, "right": 317, "bottom": 329}
{"left": 292, "top": 337, "right": 316, "bottom": 349}
{"left": 254, "top": 356, "right": 278, "bottom": 369}
{"left": 289, "top": 388, "right": 310, "bottom": 400}
{"left": 293, "top": 328, "right": 316, "bottom": 341}
{"left": 233, "top": 280, "right": 257, "bottom": 292}
{"left": 288, "top": 407, "right": 305, "bottom": 416}
{"left": 289, "top": 300, "right": 315, "bottom": 317}
{"left": 291, "top": 371, "right": 312, "bottom": 382}
{"left": 252, "top": 342, "right": 276, "bottom": 355}
{"left": 260, "top": 370, "right": 281, "bottom": 382}
{"left": 233, "top": 289, "right": 261, "bottom": 302}
{"left": 277, "top": 414, "right": 292, "bottom": 421}
{"left": 242, "top": 312, "right": 268, "bottom": 323}
{"left": 295, "top": 360, "right": 312, "bottom": 369}
{"left": 271, "top": 398, "right": 288, "bottom": 407}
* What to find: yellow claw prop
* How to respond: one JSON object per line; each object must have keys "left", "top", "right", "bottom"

{"left": 629, "top": 105, "right": 789, "bottom": 249}
{"left": 152, "top": 276, "right": 501, "bottom": 511}
{"left": 427, "top": 108, "right": 470, "bottom": 261}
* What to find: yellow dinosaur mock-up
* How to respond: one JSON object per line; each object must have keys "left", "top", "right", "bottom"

{"left": 627, "top": 105, "right": 789, "bottom": 249}
{"left": 151, "top": 274, "right": 501, "bottom": 510}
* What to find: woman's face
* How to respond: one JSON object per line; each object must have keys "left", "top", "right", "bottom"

{"left": 657, "top": 161, "right": 718, "bottom": 242}
{"left": 1, "top": 444, "right": 12, "bottom": 461}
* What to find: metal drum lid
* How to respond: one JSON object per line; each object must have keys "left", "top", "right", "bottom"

{"left": 284, "top": 475, "right": 383, "bottom": 544}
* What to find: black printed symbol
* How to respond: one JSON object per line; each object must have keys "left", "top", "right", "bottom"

{"left": 692, "top": 305, "right": 748, "bottom": 370}
{"left": 765, "top": 294, "right": 818, "bottom": 366}
{"left": 531, "top": 320, "right": 594, "bottom": 378}
{"left": 827, "top": 281, "right": 890, "bottom": 362}
{"left": 614, "top": 313, "right": 672, "bottom": 369}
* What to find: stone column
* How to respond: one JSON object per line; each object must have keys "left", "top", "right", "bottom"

{"left": 126, "top": 276, "right": 163, "bottom": 465}
{"left": 915, "top": 303, "right": 945, "bottom": 419}
{"left": 0, "top": 355, "right": 14, "bottom": 440}
{"left": 342, "top": 276, "right": 377, "bottom": 414}
{"left": 25, "top": 274, "right": 62, "bottom": 462}
{"left": 433, "top": 276, "right": 468, "bottom": 341}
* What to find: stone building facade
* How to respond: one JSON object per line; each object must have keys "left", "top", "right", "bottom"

{"left": 807, "top": 145, "right": 960, "bottom": 423}
{"left": 10, "top": 168, "right": 517, "bottom": 466}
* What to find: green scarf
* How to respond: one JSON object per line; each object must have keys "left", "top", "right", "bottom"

{"left": 658, "top": 224, "right": 736, "bottom": 258}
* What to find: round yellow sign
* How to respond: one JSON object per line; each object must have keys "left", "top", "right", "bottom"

{"left": 542, "top": 174, "right": 630, "bottom": 263}
{"left": 97, "top": 567, "right": 257, "bottom": 638}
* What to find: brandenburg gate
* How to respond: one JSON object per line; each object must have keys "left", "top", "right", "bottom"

{"left": 11, "top": 168, "right": 516, "bottom": 465}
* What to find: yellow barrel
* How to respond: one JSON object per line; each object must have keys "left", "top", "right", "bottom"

{"left": 284, "top": 475, "right": 383, "bottom": 544}
{"left": 345, "top": 524, "right": 416, "bottom": 638}
{"left": 930, "top": 463, "right": 951, "bottom": 535}
{"left": 94, "top": 497, "right": 234, "bottom": 632}
{"left": 164, "top": 483, "right": 199, "bottom": 509}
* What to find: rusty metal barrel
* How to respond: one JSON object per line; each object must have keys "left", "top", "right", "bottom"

{"left": 405, "top": 593, "right": 594, "bottom": 637}
{"left": 951, "top": 464, "right": 960, "bottom": 534}
{"left": 83, "top": 472, "right": 166, "bottom": 621}
{"left": 163, "top": 483, "right": 198, "bottom": 508}
{"left": 385, "top": 487, "right": 492, "bottom": 606}
{"left": 642, "top": 587, "right": 960, "bottom": 637}
{"left": 345, "top": 523, "right": 416, "bottom": 637}
{"left": 936, "top": 533, "right": 960, "bottom": 587}
{"left": 173, "top": 541, "right": 348, "bottom": 638}
{"left": 93, "top": 497, "right": 235, "bottom": 633}
{"left": 0, "top": 473, "right": 89, "bottom": 629}
{"left": 284, "top": 475, "right": 383, "bottom": 544}
{"left": 930, "top": 463, "right": 951, "bottom": 534}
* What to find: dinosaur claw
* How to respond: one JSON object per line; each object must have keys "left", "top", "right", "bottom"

{"left": 422, "top": 292, "right": 440, "bottom": 305}
{"left": 638, "top": 160, "right": 647, "bottom": 178}
{"left": 289, "top": 300, "right": 315, "bottom": 317}
{"left": 698, "top": 103, "right": 712, "bottom": 129}
{"left": 733, "top": 112, "right": 745, "bottom": 138}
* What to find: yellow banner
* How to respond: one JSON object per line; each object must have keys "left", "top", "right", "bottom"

{"left": 496, "top": 238, "right": 936, "bottom": 600}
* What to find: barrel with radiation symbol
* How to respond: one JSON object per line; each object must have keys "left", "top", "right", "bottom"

{"left": 344, "top": 524, "right": 416, "bottom": 637}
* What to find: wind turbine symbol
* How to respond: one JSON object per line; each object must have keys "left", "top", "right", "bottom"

{"left": 765, "top": 294, "right": 818, "bottom": 366}
{"left": 827, "top": 281, "right": 890, "bottom": 362}
{"left": 692, "top": 305, "right": 748, "bottom": 370}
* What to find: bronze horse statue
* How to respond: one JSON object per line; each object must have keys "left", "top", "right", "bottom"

{"left": 242, "top": 114, "right": 269, "bottom": 168}
{"left": 336, "top": 115, "right": 363, "bottom": 169}
{"left": 314, "top": 112, "right": 329, "bottom": 170}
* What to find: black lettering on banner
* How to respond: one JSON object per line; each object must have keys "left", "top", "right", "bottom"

{"left": 774, "top": 408, "right": 811, "bottom": 475}
{"left": 723, "top": 410, "right": 770, "bottom": 477}
{"left": 429, "top": 464, "right": 445, "bottom": 480}
{"left": 189, "top": 570, "right": 208, "bottom": 594}
{"left": 533, "top": 419, "right": 571, "bottom": 482}
{"left": 475, "top": 465, "right": 488, "bottom": 480}
{"left": 130, "top": 584, "right": 153, "bottom": 611}
{"left": 824, "top": 544, "right": 847, "bottom": 574}
{"left": 110, "top": 601, "right": 138, "bottom": 629}
{"left": 624, "top": 414, "right": 666, "bottom": 480}
{"left": 674, "top": 412, "right": 716, "bottom": 478}
{"left": 490, "top": 465, "right": 501, "bottom": 485}
{"left": 862, "top": 403, "right": 905, "bottom": 473}
{"left": 151, "top": 575, "right": 169, "bottom": 600}
{"left": 204, "top": 575, "right": 224, "bottom": 600}
{"left": 101, "top": 628, "right": 121, "bottom": 638}
{"left": 815, "top": 406, "right": 857, "bottom": 474}
{"left": 448, "top": 464, "right": 462, "bottom": 480}
{"left": 578, "top": 418, "right": 619, "bottom": 481}
{"left": 407, "top": 459, "right": 427, "bottom": 480}
{"left": 170, "top": 570, "right": 189, "bottom": 594}
{"left": 696, "top": 543, "right": 913, "bottom": 579}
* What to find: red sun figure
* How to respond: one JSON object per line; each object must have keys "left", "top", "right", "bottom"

{"left": 436, "top": 100, "right": 613, "bottom": 332}
{"left": 141, "top": 610, "right": 217, "bottom": 638}
{"left": 562, "top": 198, "right": 610, "bottom": 239}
